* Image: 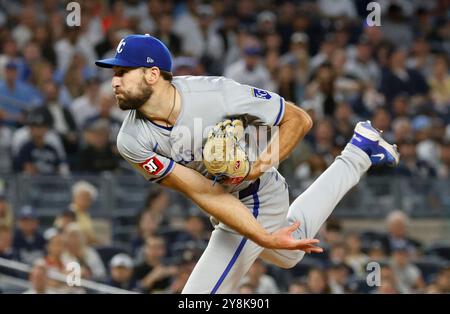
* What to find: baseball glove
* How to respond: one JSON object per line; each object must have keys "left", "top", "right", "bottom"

{"left": 202, "top": 119, "right": 250, "bottom": 185}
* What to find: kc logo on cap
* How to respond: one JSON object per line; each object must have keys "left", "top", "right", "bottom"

{"left": 95, "top": 34, "right": 173, "bottom": 72}
{"left": 117, "top": 39, "right": 126, "bottom": 54}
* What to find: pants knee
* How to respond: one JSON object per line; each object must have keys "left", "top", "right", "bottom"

{"left": 263, "top": 250, "right": 305, "bottom": 269}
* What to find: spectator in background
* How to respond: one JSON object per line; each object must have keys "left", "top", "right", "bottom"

{"left": 413, "top": 115, "right": 441, "bottom": 168}
{"left": 12, "top": 205, "right": 45, "bottom": 265}
{"left": 345, "top": 232, "right": 368, "bottom": 278}
{"left": 330, "top": 48, "right": 362, "bottom": 101}
{"left": 23, "top": 260, "right": 55, "bottom": 294}
{"left": 428, "top": 54, "right": 450, "bottom": 114}
{"left": 216, "top": 9, "right": 240, "bottom": 69}
{"left": 224, "top": 44, "right": 274, "bottom": 91}
{"left": 61, "top": 223, "right": 106, "bottom": 281}
{"left": 18, "top": 41, "right": 43, "bottom": 83}
{"left": 381, "top": 4, "right": 413, "bottom": 49}
{"left": 13, "top": 109, "right": 69, "bottom": 176}
{"left": 172, "top": 56, "right": 206, "bottom": 77}
{"left": 375, "top": 264, "right": 399, "bottom": 294}
{"left": 390, "top": 94, "right": 410, "bottom": 119}
{"left": 318, "top": 0, "right": 357, "bottom": 19}
{"left": 0, "top": 194, "right": 13, "bottom": 229}
{"left": 167, "top": 248, "right": 201, "bottom": 294}
{"left": 238, "top": 283, "right": 256, "bottom": 294}
{"left": 389, "top": 242, "right": 425, "bottom": 293}
{"left": 381, "top": 210, "right": 421, "bottom": 256}
{"left": 39, "top": 80, "right": 78, "bottom": 155}
{"left": 43, "top": 228, "right": 65, "bottom": 275}
{"left": 0, "top": 225, "right": 19, "bottom": 263}
{"left": 131, "top": 209, "right": 161, "bottom": 261}
{"left": 154, "top": 13, "right": 183, "bottom": 56}
{"left": 333, "top": 102, "right": 358, "bottom": 147}
{"left": 69, "top": 181, "right": 98, "bottom": 245}
{"left": 142, "top": 188, "right": 171, "bottom": 227}
{"left": 310, "top": 35, "right": 336, "bottom": 71}
{"left": 345, "top": 36, "right": 381, "bottom": 86}
{"left": 367, "top": 241, "right": 387, "bottom": 263}
{"left": 375, "top": 278, "right": 399, "bottom": 294}
{"left": 82, "top": 88, "right": 123, "bottom": 143}
{"left": 62, "top": 52, "right": 93, "bottom": 101}
{"left": 0, "top": 118, "right": 13, "bottom": 173}
{"left": 371, "top": 107, "right": 394, "bottom": 143}
{"left": 53, "top": 26, "right": 96, "bottom": 75}
{"left": 32, "top": 24, "right": 57, "bottom": 67}
{"left": 322, "top": 218, "right": 343, "bottom": 247}
{"left": 437, "top": 140, "right": 450, "bottom": 178}
{"left": 42, "top": 227, "right": 69, "bottom": 291}
{"left": 256, "top": 11, "right": 277, "bottom": 37}
{"left": 0, "top": 225, "right": 20, "bottom": 277}
{"left": 288, "top": 279, "right": 308, "bottom": 294}
{"left": 172, "top": 1, "right": 206, "bottom": 59}
{"left": 0, "top": 38, "right": 22, "bottom": 80}
{"left": 306, "top": 267, "right": 331, "bottom": 294}
{"left": 328, "top": 242, "right": 348, "bottom": 266}
{"left": 107, "top": 253, "right": 137, "bottom": 291}
{"left": 433, "top": 267, "right": 450, "bottom": 293}
{"left": 70, "top": 77, "right": 102, "bottom": 130}
{"left": 277, "top": 59, "right": 297, "bottom": 103}
{"left": 308, "top": 118, "right": 337, "bottom": 166}
{"left": 134, "top": 236, "right": 177, "bottom": 294}
{"left": 173, "top": 213, "right": 209, "bottom": 254}
{"left": 407, "top": 37, "right": 434, "bottom": 78}
{"left": 239, "top": 259, "right": 280, "bottom": 294}
{"left": 279, "top": 32, "right": 310, "bottom": 103}
{"left": 0, "top": 61, "right": 42, "bottom": 127}
{"left": 379, "top": 48, "right": 429, "bottom": 105}
{"left": 395, "top": 139, "right": 436, "bottom": 177}
{"left": 53, "top": 209, "right": 77, "bottom": 232}
{"left": 77, "top": 119, "right": 119, "bottom": 173}
{"left": 11, "top": 4, "right": 38, "bottom": 50}
{"left": 305, "top": 62, "right": 338, "bottom": 117}
{"left": 195, "top": 4, "right": 225, "bottom": 75}
{"left": 392, "top": 117, "right": 413, "bottom": 143}
{"left": 327, "top": 262, "right": 351, "bottom": 294}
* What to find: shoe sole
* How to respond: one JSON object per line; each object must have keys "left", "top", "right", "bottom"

{"left": 379, "top": 138, "right": 400, "bottom": 166}
{"left": 356, "top": 121, "right": 400, "bottom": 166}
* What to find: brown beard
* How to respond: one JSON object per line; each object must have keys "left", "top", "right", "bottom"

{"left": 117, "top": 78, "right": 153, "bottom": 110}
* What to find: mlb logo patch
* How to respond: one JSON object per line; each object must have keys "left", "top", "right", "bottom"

{"left": 252, "top": 88, "right": 272, "bottom": 100}
{"left": 139, "top": 156, "right": 164, "bottom": 175}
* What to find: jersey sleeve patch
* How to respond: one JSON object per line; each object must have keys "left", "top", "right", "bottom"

{"left": 139, "top": 156, "right": 164, "bottom": 175}
{"left": 252, "top": 88, "right": 272, "bottom": 100}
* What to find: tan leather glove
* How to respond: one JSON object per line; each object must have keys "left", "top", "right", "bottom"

{"left": 202, "top": 119, "right": 250, "bottom": 185}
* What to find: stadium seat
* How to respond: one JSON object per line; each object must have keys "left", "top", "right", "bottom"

{"left": 425, "top": 242, "right": 450, "bottom": 261}
{"left": 413, "top": 256, "right": 449, "bottom": 284}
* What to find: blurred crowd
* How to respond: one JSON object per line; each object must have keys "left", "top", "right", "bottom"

{"left": 0, "top": 0, "right": 450, "bottom": 180}
{"left": 0, "top": 0, "right": 450, "bottom": 294}
{"left": 1, "top": 184, "right": 449, "bottom": 294}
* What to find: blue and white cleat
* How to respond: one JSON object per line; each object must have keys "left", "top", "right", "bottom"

{"left": 350, "top": 121, "right": 400, "bottom": 167}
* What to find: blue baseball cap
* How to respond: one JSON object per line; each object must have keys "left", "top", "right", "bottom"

{"left": 18, "top": 205, "right": 37, "bottom": 219}
{"left": 95, "top": 34, "right": 173, "bottom": 72}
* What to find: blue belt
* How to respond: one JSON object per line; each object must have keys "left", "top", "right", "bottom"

{"left": 238, "top": 178, "right": 260, "bottom": 200}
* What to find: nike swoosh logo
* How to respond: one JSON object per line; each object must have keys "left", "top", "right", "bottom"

{"left": 372, "top": 153, "right": 385, "bottom": 161}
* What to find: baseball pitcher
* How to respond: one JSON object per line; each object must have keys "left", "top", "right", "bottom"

{"left": 95, "top": 34, "right": 399, "bottom": 293}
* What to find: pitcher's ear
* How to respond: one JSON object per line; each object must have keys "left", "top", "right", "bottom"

{"left": 143, "top": 67, "right": 160, "bottom": 85}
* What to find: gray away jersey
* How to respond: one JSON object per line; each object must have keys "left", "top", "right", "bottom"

{"left": 116, "top": 75, "right": 286, "bottom": 192}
